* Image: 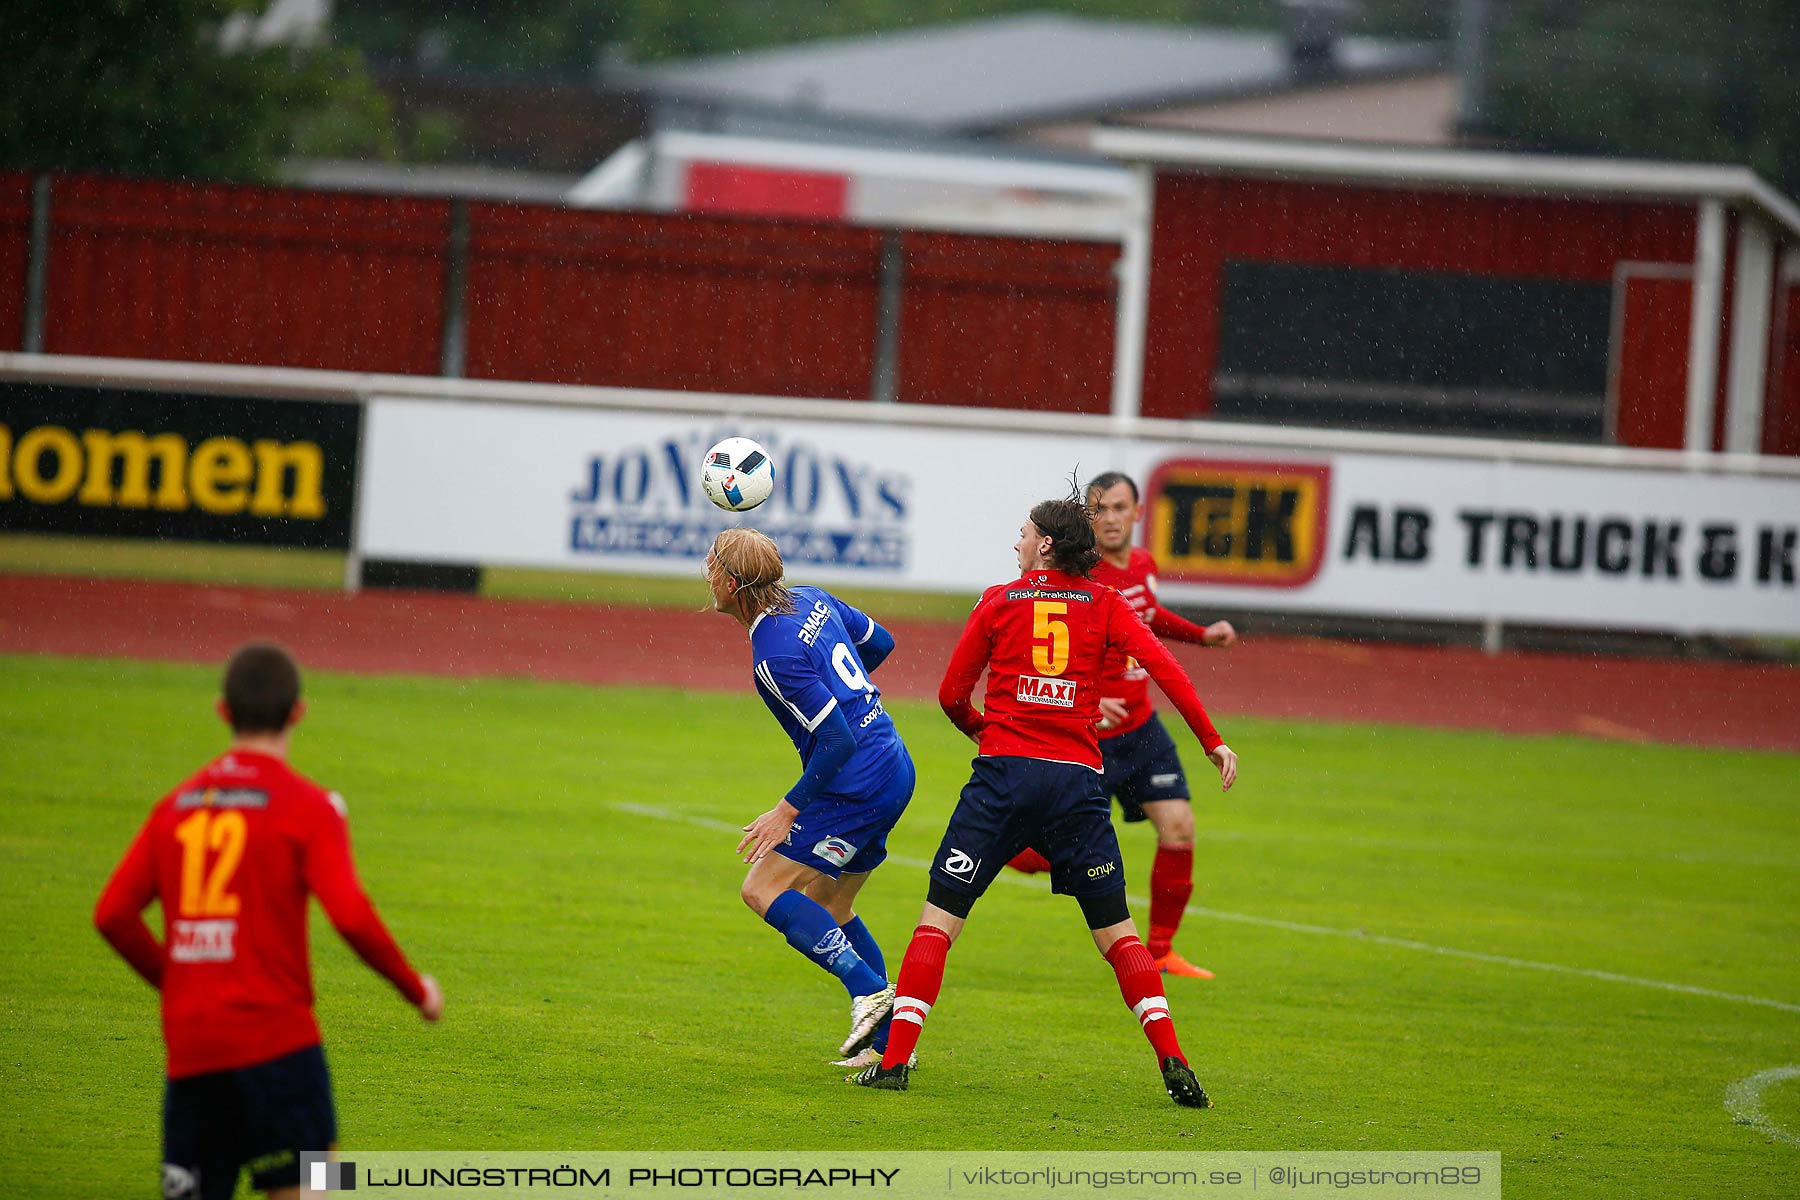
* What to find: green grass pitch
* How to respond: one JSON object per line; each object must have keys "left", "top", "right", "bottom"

{"left": 2, "top": 654, "right": 1796, "bottom": 1198}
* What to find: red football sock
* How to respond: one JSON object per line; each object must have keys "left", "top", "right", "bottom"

{"left": 882, "top": 925, "right": 951, "bottom": 1069}
{"left": 1106, "top": 934, "right": 1185, "bottom": 1063}
{"left": 1008, "top": 848, "right": 1053, "bottom": 874}
{"left": 1147, "top": 845, "right": 1195, "bottom": 959}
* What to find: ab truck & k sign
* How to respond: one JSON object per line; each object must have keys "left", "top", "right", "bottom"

{"left": 1138, "top": 452, "right": 1798, "bottom": 637}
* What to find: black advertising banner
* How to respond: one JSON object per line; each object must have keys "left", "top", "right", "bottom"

{"left": 0, "top": 382, "right": 360, "bottom": 549}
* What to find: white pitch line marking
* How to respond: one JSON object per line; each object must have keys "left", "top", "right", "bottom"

{"left": 1725, "top": 1066, "right": 1800, "bottom": 1148}
{"left": 613, "top": 802, "right": 1800, "bottom": 1016}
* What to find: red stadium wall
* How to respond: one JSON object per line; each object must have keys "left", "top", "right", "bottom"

{"left": 17, "top": 168, "right": 1781, "bottom": 445}
{"left": 898, "top": 233, "right": 1116, "bottom": 414}
{"left": 1141, "top": 175, "right": 1698, "bottom": 446}
{"left": 44, "top": 176, "right": 449, "bottom": 374}
{"left": 11, "top": 171, "right": 1110, "bottom": 411}
{"left": 0, "top": 173, "right": 32, "bottom": 354}
{"left": 1769, "top": 284, "right": 1800, "bottom": 457}
{"left": 463, "top": 206, "right": 882, "bottom": 399}
{"left": 1612, "top": 274, "right": 1691, "bottom": 449}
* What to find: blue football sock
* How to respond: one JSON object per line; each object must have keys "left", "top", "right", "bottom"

{"left": 840, "top": 916, "right": 885, "bottom": 976}
{"left": 841, "top": 916, "right": 893, "bottom": 1052}
{"left": 765, "top": 891, "right": 886, "bottom": 997}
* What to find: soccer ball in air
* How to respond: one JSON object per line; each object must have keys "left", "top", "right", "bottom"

{"left": 701, "top": 437, "right": 776, "bottom": 512}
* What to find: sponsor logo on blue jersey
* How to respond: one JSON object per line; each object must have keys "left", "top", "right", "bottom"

{"left": 798, "top": 599, "right": 831, "bottom": 645}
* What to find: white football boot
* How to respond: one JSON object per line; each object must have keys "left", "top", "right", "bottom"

{"left": 838, "top": 983, "right": 896, "bottom": 1058}
{"left": 830, "top": 1046, "right": 918, "bottom": 1070}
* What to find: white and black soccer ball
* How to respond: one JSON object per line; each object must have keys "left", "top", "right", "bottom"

{"left": 700, "top": 437, "right": 776, "bottom": 512}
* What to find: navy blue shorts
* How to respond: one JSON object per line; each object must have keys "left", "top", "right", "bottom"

{"left": 162, "top": 1043, "right": 336, "bottom": 1199}
{"left": 929, "top": 756, "right": 1125, "bottom": 906}
{"left": 1101, "top": 714, "right": 1190, "bottom": 821}
{"left": 778, "top": 747, "right": 914, "bottom": 878}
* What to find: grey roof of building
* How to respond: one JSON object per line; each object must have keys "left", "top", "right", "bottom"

{"left": 635, "top": 13, "right": 1443, "bottom": 133}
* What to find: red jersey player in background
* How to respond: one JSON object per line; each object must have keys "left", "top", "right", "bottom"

{"left": 1009, "top": 470, "right": 1236, "bottom": 978}
{"left": 95, "top": 643, "right": 441, "bottom": 1200}
{"left": 851, "top": 490, "right": 1237, "bottom": 1106}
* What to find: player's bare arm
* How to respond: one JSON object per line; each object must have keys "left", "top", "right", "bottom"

{"left": 417, "top": 975, "right": 444, "bottom": 1022}
{"left": 1207, "top": 744, "right": 1238, "bottom": 790}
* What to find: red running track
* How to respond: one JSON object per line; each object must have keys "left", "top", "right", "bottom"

{"left": 2, "top": 574, "right": 1796, "bottom": 753}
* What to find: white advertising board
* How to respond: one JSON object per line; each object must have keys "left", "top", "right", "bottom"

{"left": 1137, "top": 453, "right": 1799, "bottom": 636}
{"left": 358, "top": 396, "right": 1104, "bottom": 592}
{"left": 359, "top": 396, "right": 1800, "bottom": 636}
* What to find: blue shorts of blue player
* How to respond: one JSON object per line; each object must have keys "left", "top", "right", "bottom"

{"left": 735, "top": 713, "right": 914, "bottom": 1064}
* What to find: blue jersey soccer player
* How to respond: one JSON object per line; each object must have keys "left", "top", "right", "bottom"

{"left": 708, "top": 527, "right": 914, "bottom": 1065}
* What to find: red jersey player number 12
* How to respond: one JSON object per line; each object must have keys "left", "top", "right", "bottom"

{"left": 95, "top": 643, "right": 441, "bottom": 1200}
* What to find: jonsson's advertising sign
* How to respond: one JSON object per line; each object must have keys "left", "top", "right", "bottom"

{"left": 358, "top": 399, "right": 917, "bottom": 581}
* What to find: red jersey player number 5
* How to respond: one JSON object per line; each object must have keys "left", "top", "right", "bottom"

{"left": 851, "top": 491, "right": 1236, "bottom": 1109}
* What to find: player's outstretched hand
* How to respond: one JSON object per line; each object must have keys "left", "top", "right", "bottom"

{"left": 1203, "top": 620, "right": 1238, "bottom": 648}
{"left": 738, "top": 801, "right": 799, "bottom": 864}
{"left": 417, "top": 974, "right": 444, "bottom": 1023}
{"left": 1208, "top": 744, "right": 1238, "bottom": 791}
{"left": 1095, "top": 696, "right": 1129, "bottom": 732}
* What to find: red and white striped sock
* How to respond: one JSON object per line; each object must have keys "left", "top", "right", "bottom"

{"left": 1106, "top": 934, "right": 1185, "bottom": 1062}
{"left": 1147, "top": 845, "right": 1195, "bottom": 959}
{"left": 881, "top": 925, "right": 951, "bottom": 1070}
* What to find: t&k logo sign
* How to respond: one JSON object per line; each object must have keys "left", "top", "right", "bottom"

{"left": 1143, "top": 458, "right": 1330, "bottom": 588}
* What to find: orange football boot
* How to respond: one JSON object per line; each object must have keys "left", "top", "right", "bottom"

{"left": 1153, "top": 951, "right": 1215, "bottom": 979}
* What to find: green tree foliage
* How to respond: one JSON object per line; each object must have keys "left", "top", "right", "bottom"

{"left": 1487, "top": 0, "right": 1800, "bottom": 190}
{"left": 0, "top": 0, "right": 395, "bottom": 180}
{"left": 1355, "top": 0, "right": 1452, "bottom": 40}
{"left": 334, "top": 0, "right": 628, "bottom": 73}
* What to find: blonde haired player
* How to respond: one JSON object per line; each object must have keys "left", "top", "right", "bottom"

{"left": 707, "top": 528, "right": 916, "bottom": 1066}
